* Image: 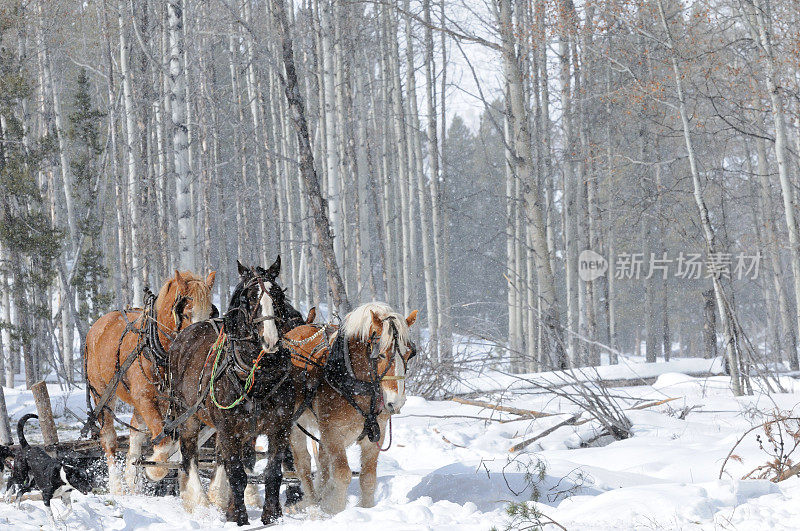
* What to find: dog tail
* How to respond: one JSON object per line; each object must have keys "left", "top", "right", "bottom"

{"left": 17, "top": 414, "right": 38, "bottom": 448}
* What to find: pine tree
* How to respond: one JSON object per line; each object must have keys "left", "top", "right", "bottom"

{"left": 68, "top": 69, "right": 110, "bottom": 323}
{"left": 0, "top": 17, "right": 62, "bottom": 386}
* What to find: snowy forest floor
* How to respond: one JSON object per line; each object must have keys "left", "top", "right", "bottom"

{"left": 3, "top": 359, "right": 800, "bottom": 529}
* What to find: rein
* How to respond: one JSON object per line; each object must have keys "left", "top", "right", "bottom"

{"left": 207, "top": 273, "right": 286, "bottom": 410}
{"left": 207, "top": 328, "right": 272, "bottom": 410}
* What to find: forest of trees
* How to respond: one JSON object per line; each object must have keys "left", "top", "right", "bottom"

{"left": 0, "top": 0, "right": 798, "bottom": 397}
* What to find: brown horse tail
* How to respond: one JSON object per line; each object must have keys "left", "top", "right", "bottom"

{"left": 17, "top": 414, "right": 38, "bottom": 448}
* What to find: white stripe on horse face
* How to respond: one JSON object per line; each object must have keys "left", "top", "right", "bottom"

{"left": 261, "top": 282, "right": 279, "bottom": 351}
{"left": 381, "top": 347, "right": 407, "bottom": 414}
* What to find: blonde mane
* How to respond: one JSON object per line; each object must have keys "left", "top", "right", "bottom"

{"left": 157, "top": 271, "right": 213, "bottom": 323}
{"left": 343, "top": 302, "right": 409, "bottom": 353}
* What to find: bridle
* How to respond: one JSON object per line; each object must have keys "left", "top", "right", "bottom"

{"left": 369, "top": 317, "right": 417, "bottom": 382}
{"left": 323, "top": 316, "right": 416, "bottom": 443}
{"left": 171, "top": 289, "right": 191, "bottom": 332}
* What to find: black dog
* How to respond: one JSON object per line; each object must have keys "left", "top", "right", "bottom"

{"left": 6, "top": 414, "right": 92, "bottom": 523}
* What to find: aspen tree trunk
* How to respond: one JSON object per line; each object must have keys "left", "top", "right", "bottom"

{"left": 377, "top": 16, "right": 399, "bottom": 304}
{"left": 755, "top": 137, "right": 797, "bottom": 368}
{"left": 603, "top": 17, "right": 617, "bottom": 358}
{"left": 361, "top": 50, "right": 393, "bottom": 301}
{"left": 499, "top": 0, "right": 568, "bottom": 370}
{"left": 401, "top": 8, "right": 418, "bottom": 318}
{"left": 403, "top": 5, "right": 436, "bottom": 352}
{"left": 386, "top": 7, "right": 412, "bottom": 314}
{"left": 657, "top": 0, "right": 743, "bottom": 395}
{"left": 241, "top": 0, "right": 273, "bottom": 267}
{"left": 271, "top": 0, "right": 350, "bottom": 313}
{"left": 422, "top": 0, "right": 443, "bottom": 359}
{"left": 169, "top": 1, "right": 193, "bottom": 270}
{"left": 555, "top": 0, "right": 578, "bottom": 364}
{"left": 1, "top": 257, "right": 14, "bottom": 387}
{"left": 227, "top": 27, "right": 248, "bottom": 262}
{"left": 197, "top": 15, "right": 213, "bottom": 275}
{"left": 318, "top": 0, "right": 343, "bottom": 269}
{"left": 437, "top": 0, "right": 452, "bottom": 361}
{"left": 36, "top": 1, "right": 77, "bottom": 250}
{"left": 118, "top": 0, "right": 143, "bottom": 306}
{"left": 504, "top": 112, "right": 520, "bottom": 371}
{"left": 354, "top": 63, "right": 378, "bottom": 299}
{"left": 747, "top": 0, "right": 800, "bottom": 372}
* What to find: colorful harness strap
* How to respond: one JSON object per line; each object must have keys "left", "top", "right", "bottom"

{"left": 207, "top": 326, "right": 269, "bottom": 410}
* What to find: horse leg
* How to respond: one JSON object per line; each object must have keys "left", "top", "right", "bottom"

{"left": 177, "top": 418, "right": 208, "bottom": 511}
{"left": 261, "top": 429, "right": 287, "bottom": 525}
{"left": 319, "top": 432, "right": 350, "bottom": 514}
{"left": 219, "top": 434, "right": 249, "bottom": 526}
{"left": 98, "top": 398, "right": 122, "bottom": 495}
{"left": 288, "top": 424, "right": 314, "bottom": 508}
{"left": 283, "top": 443, "right": 303, "bottom": 506}
{"left": 207, "top": 436, "right": 232, "bottom": 511}
{"left": 131, "top": 396, "right": 175, "bottom": 481}
{"left": 242, "top": 438, "right": 263, "bottom": 507}
{"left": 358, "top": 424, "right": 384, "bottom": 508}
{"left": 124, "top": 412, "right": 147, "bottom": 492}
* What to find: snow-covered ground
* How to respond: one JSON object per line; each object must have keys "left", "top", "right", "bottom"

{"left": 3, "top": 358, "right": 800, "bottom": 529}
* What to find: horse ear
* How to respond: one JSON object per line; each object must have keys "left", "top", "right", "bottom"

{"left": 206, "top": 271, "right": 216, "bottom": 288}
{"left": 371, "top": 310, "right": 383, "bottom": 330}
{"left": 174, "top": 270, "right": 186, "bottom": 286}
{"left": 406, "top": 310, "right": 419, "bottom": 328}
{"left": 266, "top": 255, "right": 281, "bottom": 278}
{"left": 306, "top": 307, "right": 316, "bottom": 324}
{"left": 237, "top": 260, "right": 248, "bottom": 276}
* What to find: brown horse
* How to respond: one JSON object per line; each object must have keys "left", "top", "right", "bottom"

{"left": 287, "top": 302, "right": 417, "bottom": 514}
{"left": 169, "top": 258, "right": 298, "bottom": 525}
{"left": 84, "top": 270, "right": 215, "bottom": 493}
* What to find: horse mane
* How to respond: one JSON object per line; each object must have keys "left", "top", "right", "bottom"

{"left": 343, "top": 302, "right": 409, "bottom": 354}
{"left": 157, "top": 271, "right": 212, "bottom": 321}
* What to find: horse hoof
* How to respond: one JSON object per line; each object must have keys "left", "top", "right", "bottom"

{"left": 261, "top": 509, "right": 281, "bottom": 526}
{"left": 226, "top": 509, "right": 249, "bottom": 526}
{"left": 285, "top": 485, "right": 303, "bottom": 506}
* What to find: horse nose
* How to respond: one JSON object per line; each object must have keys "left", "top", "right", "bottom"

{"left": 386, "top": 402, "right": 399, "bottom": 414}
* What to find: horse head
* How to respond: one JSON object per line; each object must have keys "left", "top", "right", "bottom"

{"left": 343, "top": 302, "right": 418, "bottom": 415}
{"left": 159, "top": 269, "right": 216, "bottom": 332}
{"left": 228, "top": 256, "right": 285, "bottom": 352}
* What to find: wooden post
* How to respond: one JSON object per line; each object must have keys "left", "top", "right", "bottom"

{"left": 31, "top": 381, "right": 59, "bottom": 446}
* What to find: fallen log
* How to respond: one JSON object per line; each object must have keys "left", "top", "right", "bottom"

{"left": 630, "top": 397, "right": 682, "bottom": 410}
{"left": 508, "top": 413, "right": 582, "bottom": 453}
{"left": 450, "top": 397, "right": 554, "bottom": 418}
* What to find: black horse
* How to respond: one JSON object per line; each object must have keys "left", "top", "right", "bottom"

{"left": 168, "top": 257, "right": 295, "bottom": 525}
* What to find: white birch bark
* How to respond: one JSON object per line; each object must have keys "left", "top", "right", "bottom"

{"left": 404, "top": 5, "right": 438, "bottom": 355}
{"left": 119, "top": 0, "right": 142, "bottom": 306}
{"left": 657, "top": 0, "right": 743, "bottom": 395}
{"left": 747, "top": 0, "right": 800, "bottom": 372}
{"left": 169, "top": 1, "right": 193, "bottom": 270}
{"left": 499, "top": 0, "right": 568, "bottom": 370}
{"left": 319, "top": 0, "right": 343, "bottom": 267}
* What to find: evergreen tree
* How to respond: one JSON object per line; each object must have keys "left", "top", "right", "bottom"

{"left": 68, "top": 68, "right": 110, "bottom": 323}
{"left": 444, "top": 112, "right": 506, "bottom": 333}
{"left": 0, "top": 17, "right": 62, "bottom": 386}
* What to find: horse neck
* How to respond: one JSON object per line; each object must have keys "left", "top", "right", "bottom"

{"left": 155, "top": 287, "right": 179, "bottom": 347}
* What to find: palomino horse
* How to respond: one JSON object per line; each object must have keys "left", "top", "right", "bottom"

{"left": 84, "top": 270, "right": 215, "bottom": 493}
{"left": 168, "top": 258, "right": 296, "bottom": 526}
{"left": 287, "top": 302, "right": 418, "bottom": 514}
